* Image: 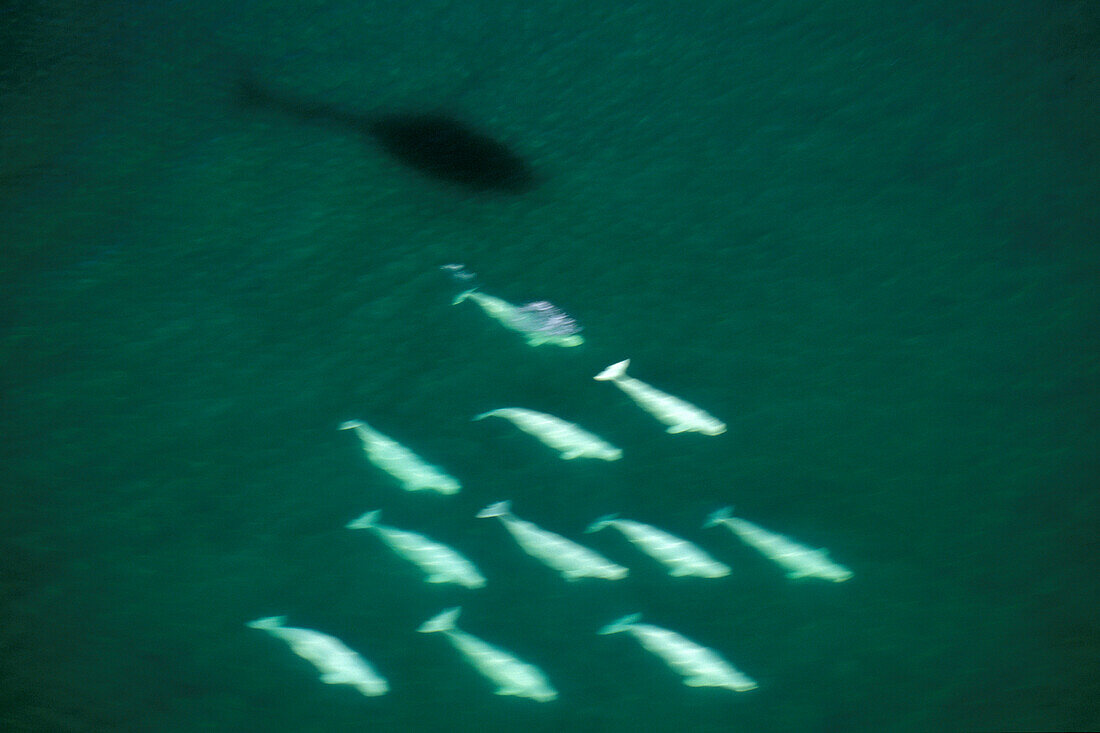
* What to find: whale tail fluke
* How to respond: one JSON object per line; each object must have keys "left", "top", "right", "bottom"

{"left": 452, "top": 288, "right": 478, "bottom": 305}
{"left": 339, "top": 419, "right": 366, "bottom": 431}
{"left": 476, "top": 500, "right": 512, "bottom": 519}
{"left": 247, "top": 615, "right": 287, "bottom": 630}
{"left": 346, "top": 510, "right": 381, "bottom": 530}
{"left": 598, "top": 613, "right": 642, "bottom": 635}
{"left": 704, "top": 506, "right": 734, "bottom": 528}
{"left": 472, "top": 410, "right": 499, "bottom": 421}
{"left": 594, "top": 359, "right": 630, "bottom": 381}
{"left": 585, "top": 514, "right": 619, "bottom": 534}
{"left": 418, "top": 606, "right": 461, "bottom": 633}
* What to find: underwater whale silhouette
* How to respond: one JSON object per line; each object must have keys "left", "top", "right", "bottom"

{"left": 238, "top": 77, "right": 537, "bottom": 193}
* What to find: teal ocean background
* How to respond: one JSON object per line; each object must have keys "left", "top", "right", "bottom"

{"left": 2, "top": 2, "right": 1097, "bottom": 731}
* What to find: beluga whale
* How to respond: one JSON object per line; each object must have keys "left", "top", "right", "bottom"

{"left": 418, "top": 606, "right": 558, "bottom": 702}
{"left": 339, "top": 419, "right": 460, "bottom": 495}
{"left": 443, "top": 264, "right": 583, "bottom": 348}
{"left": 452, "top": 291, "right": 583, "bottom": 348}
{"left": 585, "top": 514, "right": 730, "bottom": 578}
{"left": 474, "top": 407, "right": 621, "bottom": 460}
{"left": 598, "top": 613, "right": 757, "bottom": 692}
{"left": 594, "top": 359, "right": 726, "bottom": 435}
{"left": 246, "top": 616, "right": 389, "bottom": 697}
{"left": 453, "top": 290, "right": 584, "bottom": 347}
{"left": 705, "top": 507, "right": 853, "bottom": 582}
{"left": 238, "top": 76, "right": 537, "bottom": 193}
{"left": 346, "top": 510, "right": 486, "bottom": 588}
{"left": 477, "top": 500, "right": 628, "bottom": 581}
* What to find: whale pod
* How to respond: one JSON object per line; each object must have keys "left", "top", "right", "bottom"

{"left": 598, "top": 613, "right": 757, "bottom": 692}
{"left": 586, "top": 515, "right": 729, "bottom": 578}
{"left": 246, "top": 616, "right": 388, "bottom": 696}
{"left": 347, "top": 510, "right": 486, "bottom": 588}
{"left": 477, "top": 501, "right": 628, "bottom": 581}
{"left": 474, "top": 407, "right": 621, "bottom": 461}
{"left": 339, "top": 420, "right": 460, "bottom": 495}
{"left": 594, "top": 359, "right": 725, "bottom": 435}
{"left": 705, "top": 507, "right": 853, "bottom": 582}
{"left": 418, "top": 606, "right": 558, "bottom": 702}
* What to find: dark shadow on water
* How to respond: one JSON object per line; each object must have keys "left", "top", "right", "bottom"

{"left": 236, "top": 75, "right": 539, "bottom": 194}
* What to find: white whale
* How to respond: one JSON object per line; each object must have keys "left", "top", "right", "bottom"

{"left": 453, "top": 289, "right": 583, "bottom": 347}
{"left": 586, "top": 514, "right": 730, "bottom": 578}
{"left": 705, "top": 507, "right": 853, "bottom": 582}
{"left": 474, "top": 407, "right": 621, "bottom": 461}
{"left": 598, "top": 613, "right": 757, "bottom": 692}
{"left": 339, "top": 419, "right": 460, "bottom": 495}
{"left": 418, "top": 607, "right": 558, "bottom": 702}
{"left": 476, "top": 500, "right": 628, "bottom": 581}
{"left": 246, "top": 616, "right": 389, "bottom": 696}
{"left": 594, "top": 359, "right": 726, "bottom": 435}
{"left": 346, "top": 510, "right": 486, "bottom": 588}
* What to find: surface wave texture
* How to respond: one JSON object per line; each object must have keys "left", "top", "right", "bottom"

{"left": 1, "top": 1, "right": 1097, "bottom": 731}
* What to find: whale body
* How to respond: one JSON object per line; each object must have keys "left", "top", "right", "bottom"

{"left": 475, "top": 407, "right": 621, "bottom": 460}
{"left": 594, "top": 359, "right": 725, "bottom": 435}
{"left": 418, "top": 607, "right": 557, "bottom": 702}
{"left": 586, "top": 515, "right": 729, "bottom": 578}
{"left": 347, "top": 510, "right": 485, "bottom": 588}
{"left": 598, "top": 613, "right": 756, "bottom": 692}
{"left": 339, "top": 419, "right": 460, "bottom": 495}
{"left": 246, "top": 616, "right": 388, "bottom": 696}
{"left": 453, "top": 289, "right": 583, "bottom": 347}
{"left": 477, "top": 501, "right": 628, "bottom": 581}
{"left": 705, "top": 507, "right": 853, "bottom": 582}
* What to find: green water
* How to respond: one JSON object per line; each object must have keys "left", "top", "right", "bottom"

{"left": 2, "top": 1, "right": 1097, "bottom": 731}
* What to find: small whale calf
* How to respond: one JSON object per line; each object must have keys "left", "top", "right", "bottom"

{"left": 339, "top": 419, "right": 460, "bottom": 495}
{"left": 586, "top": 515, "right": 730, "bottom": 578}
{"left": 477, "top": 500, "right": 629, "bottom": 581}
{"left": 594, "top": 359, "right": 726, "bottom": 435}
{"left": 418, "top": 606, "right": 558, "bottom": 702}
{"left": 246, "top": 616, "right": 389, "bottom": 696}
{"left": 346, "top": 510, "right": 486, "bottom": 588}
{"left": 453, "top": 288, "right": 584, "bottom": 347}
{"left": 705, "top": 507, "right": 853, "bottom": 582}
{"left": 598, "top": 613, "right": 757, "bottom": 692}
{"left": 474, "top": 407, "right": 622, "bottom": 461}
